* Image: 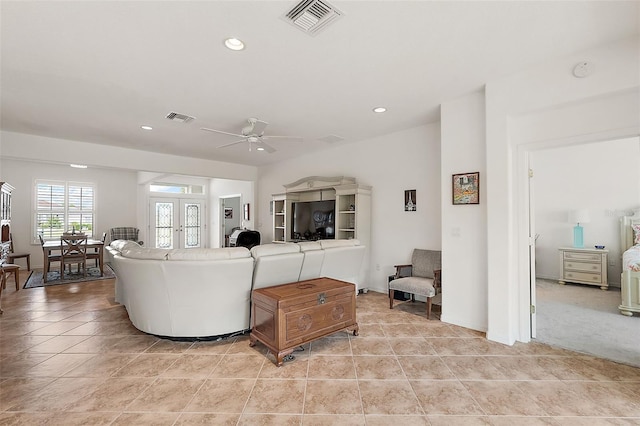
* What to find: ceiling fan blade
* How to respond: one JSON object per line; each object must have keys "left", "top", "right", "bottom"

{"left": 258, "top": 141, "right": 276, "bottom": 153}
{"left": 251, "top": 119, "right": 269, "bottom": 136}
{"left": 200, "top": 127, "right": 244, "bottom": 138}
{"left": 216, "top": 139, "right": 247, "bottom": 149}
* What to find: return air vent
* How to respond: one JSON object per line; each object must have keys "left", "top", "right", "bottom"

{"left": 283, "top": 0, "right": 343, "bottom": 36}
{"left": 165, "top": 112, "right": 195, "bottom": 123}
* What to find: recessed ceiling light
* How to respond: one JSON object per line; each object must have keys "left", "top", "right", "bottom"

{"left": 141, "top": 125, "right": 153, "bottom": 130}
{"left": 373, "top": 107, "right": 387, "bottom": 113}
{"left": 256, "top": 147, "right": 265, "bottom": 151}
{"left": 70, "top": 164, "right": 87, "bottom": 169}
{"left": 224, "top": 37, "right": 245, "bottom": 51}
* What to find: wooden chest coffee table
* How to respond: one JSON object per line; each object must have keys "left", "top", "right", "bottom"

{"left": 250, "top": 277, "right": 359, "bottom": 366}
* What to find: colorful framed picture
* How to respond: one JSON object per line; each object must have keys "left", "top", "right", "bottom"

{"left": 224, "top": 207, "right": 233, "bottom": 219}
{"left": 452, "top": 172, "right": 480, "bottom": 205}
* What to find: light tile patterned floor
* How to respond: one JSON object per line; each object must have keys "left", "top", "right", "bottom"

{"left": 1, "top": 274, "right": 639, "bottom": 425}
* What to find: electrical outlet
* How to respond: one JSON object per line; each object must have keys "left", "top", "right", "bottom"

{"left": 376, "top": 263, "right": 380, "bottom": 271}
{"left": 608, "top": 259, "right": 615, "bottom": 266}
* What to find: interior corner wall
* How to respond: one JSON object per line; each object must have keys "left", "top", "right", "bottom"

{"left": 440, "top": 91, "right": 488, "bottom": 332}
{"left": 485, "top": 36, "right": 640, "bottom": 345}
{"left": 257, "top": 124, "right": 441, "bottom": 294}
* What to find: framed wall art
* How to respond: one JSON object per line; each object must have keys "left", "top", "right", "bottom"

{"left": 452, "top": 172, "right": 479, "bottom": 205}
{"left": 243, "top": 203, "right": 250, "bottom": 221}
{"left": 404, "top": 189, "right": 416, "bottom": 211}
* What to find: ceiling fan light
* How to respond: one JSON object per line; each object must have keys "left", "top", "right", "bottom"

{"left": 224, "top": 37, "right": 245, "bottom": 51}
{"left": 257, "top": 147, "right": 265, "bottom": 151}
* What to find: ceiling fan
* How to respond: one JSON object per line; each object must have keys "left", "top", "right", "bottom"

{"left": 200, "top": 118, "right": 302, "bottom": 153}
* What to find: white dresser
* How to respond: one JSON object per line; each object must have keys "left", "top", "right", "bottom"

{"left": 558, "top": 247, "right": 609, "bottom": 290}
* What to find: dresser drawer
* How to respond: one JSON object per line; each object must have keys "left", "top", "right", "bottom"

{"left": 563, "top": 270, "right": 602, "bottom": 284}
{"left": 563, "top": 251, "right": 601, "bottom": 262}
{"left": 564, "top": 261, "right": 601, "bottom": 273}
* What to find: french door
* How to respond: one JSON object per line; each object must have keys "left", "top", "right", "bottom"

{"left": 150, "top": 198, "right": 203, "bottom": 249}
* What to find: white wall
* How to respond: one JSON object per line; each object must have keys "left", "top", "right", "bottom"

{"left": 0, "top": 158, "right": 137, "bottom": 268}
{"left": 258, "top": 123, "right": 441, "bottom": 293}
{"left": 440, "top": 90, "right": 488, "bottom": 331}
{"left": 534, "top": 137, "right": 640, "bottom": 286}
{"left": 485, "top": 36, "right": 640, "bottom": 344}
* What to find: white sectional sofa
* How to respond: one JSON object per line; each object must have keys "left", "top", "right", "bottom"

{"left": 107, "top": 239, "right": 365, "bottom": 338}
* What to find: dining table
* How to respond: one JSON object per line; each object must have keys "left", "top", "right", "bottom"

{"left": 42, "top": 237, "right": 104, "bottom": 282}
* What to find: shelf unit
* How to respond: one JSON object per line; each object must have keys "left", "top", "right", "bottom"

{"left": 271, "top": 193, "right": 299, "bottom": 243}
{"left": 271, "top": 177, "right": 370, "bottom": 247}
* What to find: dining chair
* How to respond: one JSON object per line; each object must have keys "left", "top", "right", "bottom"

{"left": 86, "top": 232, "right": 106, "bottom": 268}
{"left": 7, "top": 233, "right": 30, "bottom": 271}
{"left": 0, "top": 248, "right": 20, "bottom": 292}
{"left": 39, "top": 234, "right": 62, "bottom": 283}
{"left": 60, "top": 235, "right": 88, "bottom": 278}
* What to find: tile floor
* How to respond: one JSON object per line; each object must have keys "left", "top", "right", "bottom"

{"left": 1, "top": 274, "right": 640, "bottom": 425}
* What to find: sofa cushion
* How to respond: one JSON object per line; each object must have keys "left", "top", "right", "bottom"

{"left": 110, "top": 239, "right": 140, "bottom": 252}
{"left": 319, "top": 239, "right": 360, "bottom": 249}
{"left": 121, "top": 247, "right": 169, "bottom": 260}
{"left": 167, "top": 247, "right": 250, "bottom": 261}
{"left": 250, "top": 243, "right": 300, "bottom": 258}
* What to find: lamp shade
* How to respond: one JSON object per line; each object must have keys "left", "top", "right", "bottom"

{"left": 569, "top": 209, "right": 590, "bottom": 224}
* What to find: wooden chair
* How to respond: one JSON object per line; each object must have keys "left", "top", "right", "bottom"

{"left": 86, "top": 232, "right": 106, "bottom": 268}
{"left": 7, "top": 233, "right": 30, "bottom": 271}
{"left": 0, "top": 251, "right": 20, "bottom": 292}
{"left": 388, "top": 249, "right": 441, "bottom": 319}
{"left": 39, "top": 234, "right": 62, "bottom": 283}
{"left": 60, "top": 235, "right": 88, "bottom": 279}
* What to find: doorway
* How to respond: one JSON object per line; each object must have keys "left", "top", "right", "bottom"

{"left": 220, "top": 195, "right": 241, "bottom": 247}
{"left": 149, "top": 198, "right": 204, "bottom": 249}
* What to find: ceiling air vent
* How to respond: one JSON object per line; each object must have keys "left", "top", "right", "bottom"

{"left": 165, "top": 112, "right": 195, "bottom": 123}
{"left": 283, "top": 0, "right": 343, "bottom": 36}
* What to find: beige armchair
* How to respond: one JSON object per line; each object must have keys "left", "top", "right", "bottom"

{"left": 388, "top": 249, "right": 441, "bottom": 319}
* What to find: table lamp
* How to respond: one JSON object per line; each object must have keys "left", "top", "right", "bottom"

{"left": 569, "top": 209, "right": 590, "bottom": 248}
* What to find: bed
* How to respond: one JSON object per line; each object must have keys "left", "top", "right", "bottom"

{"left": 619, "top": 215, "right": 640, "bottom": 316}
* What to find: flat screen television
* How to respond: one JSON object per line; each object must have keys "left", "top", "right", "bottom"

{"left": 291, "top": 200, "right": 335, "bottom": 241}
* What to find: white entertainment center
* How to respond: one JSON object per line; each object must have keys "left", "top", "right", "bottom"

{"left": 271, "top": 175, "right": 371, "bottom": 247}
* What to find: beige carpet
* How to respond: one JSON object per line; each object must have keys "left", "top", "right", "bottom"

{"left": 536, "top": 278, "right": 640, "bottom": 367}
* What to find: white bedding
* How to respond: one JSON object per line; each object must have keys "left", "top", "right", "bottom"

{"left": 623, "top": 244, "right": 640, "bottom": 272}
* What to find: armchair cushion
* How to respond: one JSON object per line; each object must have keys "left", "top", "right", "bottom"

{"left": 110, "top": 227, "right": 143, "bottom": 245}
{"left": 388, "top": 276, "right": 436, "bottom": 298}
{"left": 411, "top": 249, "right": 441, "bottom": 279}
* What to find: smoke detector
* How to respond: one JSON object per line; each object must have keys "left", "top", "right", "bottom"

{"left": 572, "top": 62, "right": 593, "bottom": 78}
{"left": 283, "top": 0, "right": 343, "bottom": 36}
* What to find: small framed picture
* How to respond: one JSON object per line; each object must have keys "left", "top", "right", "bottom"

{"left": 243, "top": 203, "right": 250, "bottom": 221}
{"left": 404, "top": 190, "right": 416, "bottom": 211}
{"left": 452, "top": 172, "right": 480, "bottom": 205}
{"left": 224, "top": 207, "right": 233, "bottom": 219}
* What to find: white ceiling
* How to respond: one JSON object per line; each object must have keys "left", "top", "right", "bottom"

{"left": 1, "top": 1, "right": 638, "bottom": 167}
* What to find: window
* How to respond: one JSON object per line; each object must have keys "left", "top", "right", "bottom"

{"left": 35, "top": 180, "right": 95, "bottom": 240}
{"left": 150, "top": 183, "right": 204, "bottom": 194}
